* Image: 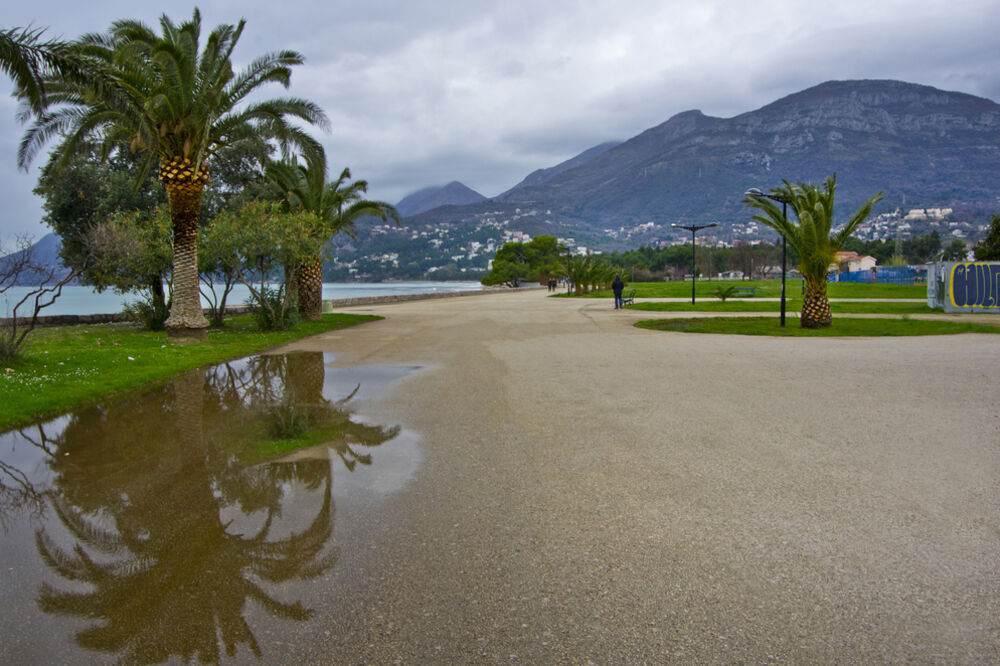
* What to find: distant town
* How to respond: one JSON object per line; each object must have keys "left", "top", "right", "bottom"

{"left": 328, "top": 205, "right": 989, "bottom": 281}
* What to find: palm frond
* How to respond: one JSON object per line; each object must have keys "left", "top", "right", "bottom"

{"left": 744, "top": 173, "right": 881, "bottom": 284}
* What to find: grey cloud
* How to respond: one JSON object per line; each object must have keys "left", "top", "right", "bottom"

{"left": 3, "top": 0, "right": 1000, "bottom": 241}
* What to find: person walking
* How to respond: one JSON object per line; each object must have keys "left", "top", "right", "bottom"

{"left": 612, "top": 275, "right": 625, "bottom": 309}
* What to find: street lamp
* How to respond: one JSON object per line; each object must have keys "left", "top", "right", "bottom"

{"left": 566, "top": 244, "right": 572, "bottom": 295}
{"left": 671, "top": 223, "right": 718, "bottom": 304}
{"left": 745, "top": 188, "right": 789, "bottom": 327}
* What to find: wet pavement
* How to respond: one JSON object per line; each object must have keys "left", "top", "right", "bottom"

{"left": 3, "top": 289, "right": 999, "bottom": 663}
{"left": 0, "top": 351, "right": 419, "bottom": 664}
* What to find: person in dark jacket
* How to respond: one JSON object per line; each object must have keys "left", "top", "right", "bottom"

{"left": 612, "top": 275, "right": 625, "bottom": 309}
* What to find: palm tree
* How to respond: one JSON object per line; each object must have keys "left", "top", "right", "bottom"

{"left": 0, "top": 26, "right": 75, "bottom": 113}
{"left": 266, "top": 153, "right": 398, "bottom": 320}
{"left": 18, "top": 9, "right": 328, "bottom": 338}
{"left": 745, "top": 175, "right": 882, "bottom": 328}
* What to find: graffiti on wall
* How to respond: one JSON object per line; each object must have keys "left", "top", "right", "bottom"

{"left": 950, "top": 262, "right": 1000, "bottom": 308}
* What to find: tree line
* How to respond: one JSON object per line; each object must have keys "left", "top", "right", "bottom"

{"left": 2, "top": 10, "right": 398, "bottom": 346}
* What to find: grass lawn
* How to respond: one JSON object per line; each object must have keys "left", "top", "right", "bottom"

{"left": 0, "top": 313, "right": 380, "bottom": 431}
{"left": 559, "top": 279, "right": 926, "bottom": 300}
{"left": 635, "top": 316, "right": 1000, "bottom": 337}
{"left": 629, "top": 300, "right": 936, "bottom": 314}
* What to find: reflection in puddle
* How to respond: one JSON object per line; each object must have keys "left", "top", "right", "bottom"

{"left": 0, "top": 352, "right": 418, "bottom": 663}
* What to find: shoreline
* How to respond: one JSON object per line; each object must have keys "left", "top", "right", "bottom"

{"left": 1, "top": 284, "right": 526, "bottom": 328}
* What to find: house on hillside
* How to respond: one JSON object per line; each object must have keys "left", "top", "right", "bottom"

{"left": 833, "top": 251, "right": 877, "bottom": 273}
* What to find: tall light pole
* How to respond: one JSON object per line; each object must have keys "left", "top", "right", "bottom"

{"left": 745, "top": 188, "right": 789, "bottom": 327}
{"left": 566, "top": 243, "right": 572, "bottom": 295}
{"left": 671, "top": 223, "right": 718, "bottom": 304}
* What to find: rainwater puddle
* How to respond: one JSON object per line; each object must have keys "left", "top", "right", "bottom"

{"left": 0, "top": 351, "right": 419, "bottom": 663}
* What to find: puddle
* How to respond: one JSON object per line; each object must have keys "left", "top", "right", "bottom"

{"left": 0, "top": 351, "right": 419, "bottom": 663}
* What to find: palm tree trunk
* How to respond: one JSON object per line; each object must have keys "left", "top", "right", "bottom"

{"left": 801, "top": 278, "right": 833, "bottom": 328}
{"left": 161, "top": 157, "right": 210, "bottom": 339}
{"left": 295, "top": 254, "right": 324, "bottom": 321}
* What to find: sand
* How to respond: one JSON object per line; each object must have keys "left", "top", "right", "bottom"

{"left": 280, "top": 289, "right": 1000, "bottom": 663}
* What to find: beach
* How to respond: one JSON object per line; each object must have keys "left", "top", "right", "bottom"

{"left": 277, "top": 288, "right": 1000, "bottom": 662}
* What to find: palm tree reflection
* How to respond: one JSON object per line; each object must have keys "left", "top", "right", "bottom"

{"left": 32, "top": 352, "right": 400, "bottom": 662}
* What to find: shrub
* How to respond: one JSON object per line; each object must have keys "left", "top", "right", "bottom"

{"left": 248, "top": 284, "right": 299, "bottom": 331}
{"left": 123, "top": 295, "right": 169, "bottom": 331}
{"left": 715, "top": 285, "right": 737, "bottom": 302}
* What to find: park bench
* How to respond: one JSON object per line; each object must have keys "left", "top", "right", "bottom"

{"left": 622, "top": 289, "right": 636, "bottom": 306}
{"left": 731, "top": 287, "right": 755, "bottom": 297}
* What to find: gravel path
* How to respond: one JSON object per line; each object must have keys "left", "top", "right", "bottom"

{"left": 280, "top": 289, "right": 1000, "bottom": 663}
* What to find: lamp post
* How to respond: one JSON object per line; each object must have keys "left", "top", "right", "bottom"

{"left": 671, "top": 223, "right": 718, "bottom": 304}
{"left": 566, "top": 243, "right": 572, "bottom": 295}
{"left": 745, "top": 188, "right": 789, "bottom": 327}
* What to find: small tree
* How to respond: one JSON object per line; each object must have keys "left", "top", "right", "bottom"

{"left": 941, "top": 239, "right": 969, "bottom": 262}
{"left": 973, "top": 215, "right": 1000, "bottom": 261}
{"left": 566, "top": 255, "right": 595, "bottom": 295}
{"left": 903, "top": 232, "right": 942, "bottom": 264}
{"left": 1, "top": 238, "right": 76, "bottom": 362}
{"left": 83, "top": 207, "right": 173, "bottom": 329}
{"left": 198, "top": 216, "right": 245, "bottom": 328}
{"left": 482, "top": 235, "right": 566, "bottom": 288}
{"left": 746, "top": 175, "right": 882, "bottom": 328}
{"left": 222, "top": 201, "right": 316, "bottom": 330}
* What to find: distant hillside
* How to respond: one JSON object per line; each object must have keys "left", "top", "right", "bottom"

{"left": 415, "top": 80, "right": 1000, "bottom": 235}
{"left": 0, "top": 233, "right": 71, "bottom": 285}
{"left": 395, "top": 181, "right": 486, "bottom": 217}
{"left": 499, "top": 141, "right": 621, "bottom": 195}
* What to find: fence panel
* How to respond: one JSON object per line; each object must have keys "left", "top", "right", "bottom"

{"left": 831, "top": 266, "right": 920, "bottom": 285}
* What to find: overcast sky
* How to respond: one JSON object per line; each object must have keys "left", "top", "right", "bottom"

{"left": 3, "top": 0, "right": 999, "bottom": 243}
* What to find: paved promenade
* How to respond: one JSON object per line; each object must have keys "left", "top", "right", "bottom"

{"left": 282, "top": 289, "right": 1000, "bottom": 663}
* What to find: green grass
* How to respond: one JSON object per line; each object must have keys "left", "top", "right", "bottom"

{"left": 629, "top": 300, "right": 936, "bottom": 314}
{"left": 0, "top": 313, "right": 380, "bottom": 431}
{"left": 635, "top": 317, "right": 1000, "bottom": 337}
{"left": 559, "top": 279, "right": 926, "bottom": 300}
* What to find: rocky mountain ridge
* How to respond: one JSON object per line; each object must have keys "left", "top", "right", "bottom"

{"left": 412, "top": 79, "right": 1000, "bottom": 238}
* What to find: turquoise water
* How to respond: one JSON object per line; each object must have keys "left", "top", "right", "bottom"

{"left": 2, "top": 281, "right": 482, "bottom": 317}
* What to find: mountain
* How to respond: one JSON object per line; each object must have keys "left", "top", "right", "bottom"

{"left": 500, "top": 141, "right": 621, "bottom": 195}
{"left": 395, "top": 181, "right": 486, "bottom": 217}
{"left": 416, "top": 80, "right": 1000, "bottom": 238}
{"left": 0, "top": 233, "right": 71, "bottom": 285}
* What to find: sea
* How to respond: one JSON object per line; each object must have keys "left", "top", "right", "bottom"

{"left": 1, "top": 281, "right": 483, "bottom": 317}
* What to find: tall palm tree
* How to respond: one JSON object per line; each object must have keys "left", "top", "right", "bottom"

{"left": 0, "top": 26, "right": 74, "bottom": 113}
{"left": 745, "top": 175, "right": 882, "bottom": 328}
{"left": 18, "top": 9, "right": 328, "bottom": 338}
{"left": 266, "top": 152, "right": 398, "bottom": 320}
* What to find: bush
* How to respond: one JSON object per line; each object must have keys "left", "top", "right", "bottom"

{"left": 123, "top": 295, "right": 169, "bottom": 331}
{"left": 714, "top": 285, "right": 737, "bottom": 302}
{"left": 248, "top": 284, "right": 300, "bottom": 331}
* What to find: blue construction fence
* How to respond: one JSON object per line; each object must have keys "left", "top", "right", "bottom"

{"left": 828, "top": 265, "right": 925, "bottom": 285}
